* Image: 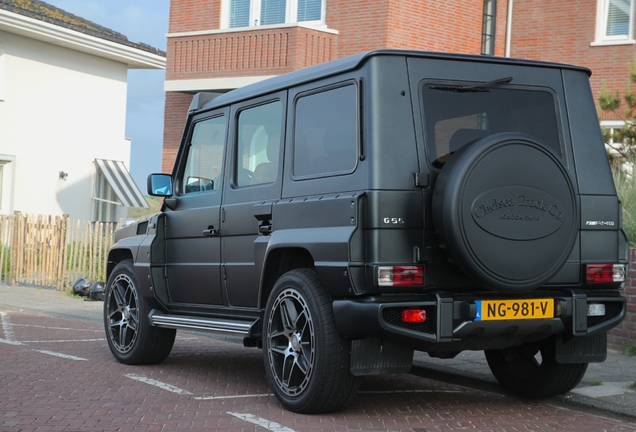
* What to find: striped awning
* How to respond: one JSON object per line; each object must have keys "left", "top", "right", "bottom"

{"left": 94, "top": 159, "right": 148, "bottom": 208}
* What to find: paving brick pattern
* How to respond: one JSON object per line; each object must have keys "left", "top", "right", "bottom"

{"left": 2, "top": 310, "right": 636, "bottom": 432}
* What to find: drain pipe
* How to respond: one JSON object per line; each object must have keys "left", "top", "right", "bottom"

{"left": 505, "top": 0, "right": 513, "bottom": 57}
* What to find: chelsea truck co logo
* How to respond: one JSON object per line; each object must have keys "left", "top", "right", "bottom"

{"left": 471, "top": 186, "right": 565, "bottom": 241}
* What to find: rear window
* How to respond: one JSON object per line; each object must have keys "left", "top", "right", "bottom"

{"left": 421, "top": 82, "right": 562, "bottom": 168}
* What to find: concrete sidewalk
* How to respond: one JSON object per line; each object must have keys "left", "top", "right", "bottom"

{"left": 412, "top": 347, "right": 636, "bottom": 422}
{"left": 2, "top": 283, "right": 635, "bottom": 422}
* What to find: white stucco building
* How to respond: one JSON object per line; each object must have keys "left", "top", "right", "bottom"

{"left": 0, "top": 0, "right": 164, "bottom": 221}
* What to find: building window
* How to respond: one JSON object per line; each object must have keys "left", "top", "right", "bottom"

{"left": 0, "top": 43, "right": 5, "bottom": 101}
{"left": 0, "top": 157, "right": 14, "bottom": 215}
{"left": 92, "top": 170, "right": 118, "bottom": 222}
{"left": 0, "top": 163, "right": 4, "bottom": 211}
{"left": 224, "top": 0, "right": 324, "bottom": 28}
{"left": 594, "top": 0, "right": 635, "bottom": 45}
{"left": 92, "top": 159, "right": 147, "bottom": 222}
{"left": 298, "top": 0, "right": 322, "bottom": 21}
{"left": 481, "top": 0, "right": 496, "bottom": 55}
{"left": 601, "top": 120, "right": 635, "bottom": 169}
{"left": 261, "top": 0, "right": 286, "bottom": 25}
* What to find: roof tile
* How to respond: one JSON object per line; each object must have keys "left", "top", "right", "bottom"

{"left": 0, "top": 0, "right": 165, "bottom": 56}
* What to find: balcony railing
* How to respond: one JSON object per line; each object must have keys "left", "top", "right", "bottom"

{"left": 166, "top": 25, "right": 338, "bottom": 81}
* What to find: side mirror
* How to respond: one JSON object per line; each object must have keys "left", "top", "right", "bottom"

{"left": 147, "top": 173, "right": 173, "bottom": 197}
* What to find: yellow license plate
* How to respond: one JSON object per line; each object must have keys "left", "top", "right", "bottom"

{"left": 475, "top": 299, "right": 554, "bottom": 321}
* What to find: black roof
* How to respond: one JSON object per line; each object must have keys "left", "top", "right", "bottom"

{"left": 0, "top": 0, "right": 165, "bottom": 57}
{"left": 203, "top": 49, "right": 591, "bottom": 111}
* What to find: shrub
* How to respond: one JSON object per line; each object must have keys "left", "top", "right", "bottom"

{"left": 612, "top": 159, "right": 636, "bottom": 246}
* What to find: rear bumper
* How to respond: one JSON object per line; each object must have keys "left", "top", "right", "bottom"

{"left": 332, "top": 289, "right": 626, "bottom": 353}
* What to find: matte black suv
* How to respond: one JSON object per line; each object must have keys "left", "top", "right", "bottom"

{"left": 104, "top": 50, "right": 629, "bottom": 413}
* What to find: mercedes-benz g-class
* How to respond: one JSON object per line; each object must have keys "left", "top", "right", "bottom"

{"left": 104, "top": 50, "right": 628, "bottom": 413}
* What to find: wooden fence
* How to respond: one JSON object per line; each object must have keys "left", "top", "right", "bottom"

{"left": 0, "top": 212, "right": 116, "bottom": 290}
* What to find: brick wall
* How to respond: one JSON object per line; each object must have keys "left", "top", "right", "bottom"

{"left": 326, "top": 0, "right": 485, "bottom": 57}
{"left": 608, "top": 248, "right": 636, "bottom": 352}
{"left": 164, "top": 0, "right": 636, "bottom": 169}
{"left": 162, "top": 92, "right": 192, "bottom": 175}
{"left": 163, "top": 0, "right": 492, "bottom": 170}
{"left": 166, "top": 0, "right": 418, "bottom": 82}
{"left": 169, "top": 0, "right": 220, "bottom": 33}
{"left": 509, "top": 0, "right": 634, "bottom": 117}
{"left": 493, "top": 0, "right": 508, "bottom": 57}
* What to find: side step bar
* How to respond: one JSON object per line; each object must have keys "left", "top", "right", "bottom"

{"left": 148, "top": 310, "right": 256, "bottom": 337}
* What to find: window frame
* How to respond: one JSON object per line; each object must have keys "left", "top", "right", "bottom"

{"left": 593, "top": 0, "right": 635, "bottom": 46}
{"left": 221, "top": 0, "right": 325, "bottom": 29}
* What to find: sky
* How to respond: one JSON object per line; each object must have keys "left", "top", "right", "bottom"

{"left": 44, "top": 0, "right": 171, "bottom": 191}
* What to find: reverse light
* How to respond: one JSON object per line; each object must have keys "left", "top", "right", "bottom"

{"left": 402, "top": 309, "right": 427, "bottom": 323}
{"left": 377, "top": 266, "right": 424, "bottom": 286}
{"left": 587, "top": 304, "right": 606, "bottom": 317}
{"left": 586, "top": 264, "right": 626, "bottom": 283}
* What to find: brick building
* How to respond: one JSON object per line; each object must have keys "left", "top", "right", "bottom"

{"left": 161, "top": 0, "right": 635, "bottom": 351}
{"left": 163, "top": 0, "right": 636, "bottom": 172}
{"left": 506, "top": 0, "right": 636, "bottom": 129}
{"left": 162, "top": 0, "right": 506, "bottom": 172}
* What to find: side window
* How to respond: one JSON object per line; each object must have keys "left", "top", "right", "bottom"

{"left": 181, "top": 116, "right": 226, "bottom": 195}
{"left": 236, "top": 101, "right": 283, "bottom": 187}
{"left": 293, "top": 84, "right": 358, "bottom": 178}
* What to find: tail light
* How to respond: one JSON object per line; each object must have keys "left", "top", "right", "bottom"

{"left": 586, "top": 264, "right": 626, "bottom": 283}
{"left": 377, "top": 266, "right": 424, "bottom": 286}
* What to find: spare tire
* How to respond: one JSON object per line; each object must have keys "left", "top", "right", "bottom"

{"left": 432, "top": 133, "right": 578, "bottom": 293}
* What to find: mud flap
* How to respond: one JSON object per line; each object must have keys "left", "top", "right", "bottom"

{"left": 555, "top": 333, "right": 607, "bottom": 364}
{"left": 350, "top": 337, "right": 413, "bottom": 376}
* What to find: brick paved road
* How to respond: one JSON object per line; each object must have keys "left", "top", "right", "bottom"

{"left": 2, "top": 309, "right": 636, "bottom": 432}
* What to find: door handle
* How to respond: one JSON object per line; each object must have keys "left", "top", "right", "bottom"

{"left": 202, "top": 226, "right": 219, "bottom": 237}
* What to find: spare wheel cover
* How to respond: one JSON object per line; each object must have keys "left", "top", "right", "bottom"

{"left": 432, "top": 132, "right": 578, "bottom": 293}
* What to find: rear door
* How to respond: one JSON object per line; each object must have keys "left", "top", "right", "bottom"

{"left": 221, "top": 94, "right": 285, "bottom": 307}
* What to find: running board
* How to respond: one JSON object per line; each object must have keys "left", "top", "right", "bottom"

{"left": 148, "top": 310, "right": 256, "bottom": 337}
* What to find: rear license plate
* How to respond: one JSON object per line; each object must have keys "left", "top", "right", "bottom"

{"left": 475, "top": 299, "right": 554, "bottom": 321}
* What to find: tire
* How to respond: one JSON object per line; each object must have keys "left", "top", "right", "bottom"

{"left": 432, "top": 133, "right": 579, "bottom": 292}
{"left": 262, "top": 269, "right": 359, "bottom": 413}
{"left": 485, "top": 338, "right": 588, "bottom": 398}
{"left": 104, "top": 260, "right": 176, "bottom": 365}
